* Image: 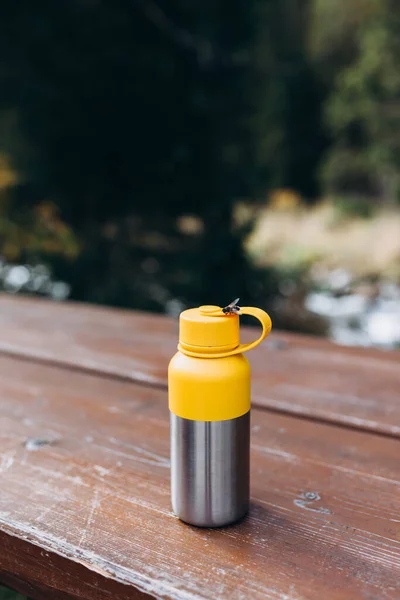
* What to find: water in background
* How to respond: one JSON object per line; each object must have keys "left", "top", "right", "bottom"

{"left": 0, "top": 262, "right": 70, "bottom": 301}
{"left": 306, "top": 271, "right": 400, "bottom": 350}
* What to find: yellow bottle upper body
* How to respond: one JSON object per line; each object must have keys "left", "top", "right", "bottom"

{"left": 169, "top": 351, "right": 250, "bottom": 421}
{"left": 168, "top": 303, "right": 272, "bottom": 422}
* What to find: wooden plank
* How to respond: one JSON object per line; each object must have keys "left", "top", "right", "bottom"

{"left": 0, "top": 532, "right": 151, "bottom": 600}
{"left": 0, "top": 294, "right": 399, "bottom": 436}
{"left": 1, "top": 355, "right": 400, "bottom": 600}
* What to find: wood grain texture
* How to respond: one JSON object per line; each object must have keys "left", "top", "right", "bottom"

{"left": 1, "top": 355, "right": 400, "bottom": 600}
{"left": 0, "top": 531, "right": 152, "bottom": 600}
{"left": 0, "top": 294, "right": 399, "bottom": 436}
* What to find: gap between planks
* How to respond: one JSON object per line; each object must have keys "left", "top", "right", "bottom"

{"left": 0, "top": 294, "right": 399, "bottom": 439}
{"left": 0, "top": 347, "right": 399, "bottom": 445}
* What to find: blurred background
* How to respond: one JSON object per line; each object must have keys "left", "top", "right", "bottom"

{"left": 0, "top": 0, "right": 399, "bottom": 349}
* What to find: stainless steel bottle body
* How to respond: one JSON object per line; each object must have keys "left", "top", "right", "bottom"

{"left": 170, "top": 411, "right": 250, "bottom": 527}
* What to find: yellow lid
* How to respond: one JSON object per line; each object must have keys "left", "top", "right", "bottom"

{"left": 178, "top": 303, "right": 272, "bottom": 359}
{"left": 179, "top": 305, "right": 239, "bottom": 353}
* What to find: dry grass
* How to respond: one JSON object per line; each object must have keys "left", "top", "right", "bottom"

{"left": 244, "top": 199, "right": 400, "bottom": 281}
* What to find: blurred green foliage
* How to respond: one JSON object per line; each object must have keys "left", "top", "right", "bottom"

{"left": 0, "top": 0, "right": 398, "bottom": 312}
{"left": 312, "top": 0, "right": 400, "bottom": 202}
{"left": 332, "top": 197, "right": 375, "bottom": 220}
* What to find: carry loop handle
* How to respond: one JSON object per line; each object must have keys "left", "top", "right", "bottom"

{"left": 232, "top": 307, "right": 272, "bottom": 355}
{"left": 179, "top": 307, "right": 272, "bottom": 359}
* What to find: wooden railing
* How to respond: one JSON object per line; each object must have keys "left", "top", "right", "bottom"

{"left": 0, "top": 294, "right": 399, "bottom": 599}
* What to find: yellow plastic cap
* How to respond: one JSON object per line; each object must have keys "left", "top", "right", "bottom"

{"left": 179, "top": 306, "right": 239, "bottom": 353}
{"left": 178, "top": 303, "right": 272, "bottom": 359}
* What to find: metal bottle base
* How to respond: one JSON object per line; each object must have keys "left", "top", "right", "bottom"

{"left": 170, "top": 411, "right": 250, "bottom": 527}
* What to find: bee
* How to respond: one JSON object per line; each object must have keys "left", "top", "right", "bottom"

{"left": 222, "top": 297, "right": 241, "bottom": 315}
